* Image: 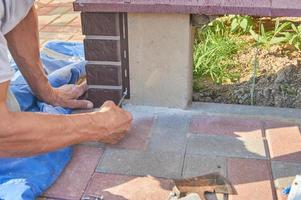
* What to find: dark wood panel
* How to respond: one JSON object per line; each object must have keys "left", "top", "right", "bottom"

{"left": 81, "top": 12, "right": 120, "bottom": 36}
{"left": 84, "top": 39, "right": 121, "bottom": 61}
{"left": 86, "top": 88, "right": 122, "bottom": 108}
{"left": 86, "top": 64, "right": 122, "bottom": 86}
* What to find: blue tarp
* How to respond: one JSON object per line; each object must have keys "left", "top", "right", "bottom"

{"left": 0, "top": 41, "right": 86, "bottom": 200}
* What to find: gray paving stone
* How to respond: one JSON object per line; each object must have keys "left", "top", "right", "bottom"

{"left": 186, "top": 134, "right": 267, "bottom": 159}
{"left": 97, "top": 148, "right": 184, "bottom": 179}
{"left": 147, "top": 114, "right": 190, "bottom": 153}
{"left": 182, "top": 155, "right": 226, "bottom": 178}
{"left": 272, "top": 161, "right": 301, "bottom": 189}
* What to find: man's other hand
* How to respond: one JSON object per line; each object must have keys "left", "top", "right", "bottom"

{"left": 48, "top": 81, "right": 93, "bottom": 109}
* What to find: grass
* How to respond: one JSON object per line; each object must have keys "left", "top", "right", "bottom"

{"left": 193, "top": 18, "right": 246, "bottom": 85}
{"left": 193, "top": 16, "right": 301, "bottom": 91}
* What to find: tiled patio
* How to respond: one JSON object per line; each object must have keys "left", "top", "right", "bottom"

{"left": 36, "top": 0, "right": 83, "bottom": 46}
{"left": 35, "top": 1, "right": 301, "bottom": 199}
{"left": 36, "top": 104, "right": 301, "bottom": 200}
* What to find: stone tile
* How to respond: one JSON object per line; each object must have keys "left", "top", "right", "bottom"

{"left": 264, "top": 120, "right": 297, "bottom": 129}
{"left": 206, "top": 194, "right": 226, "bottom": 200}
{"left": 272, "top": 161, "right": 301, "bottom": 189}
{"left": 266, "top": 125, "right": 301, "bottom": 163}
{"left": 227, "top": 158, "right": 274, "bottom": 200}
{"left": 84, "top": 39, "right": 121, "bottom": 61}
{"left": 69, "top": 34, "right": 84, "bottom": 42}
{"left": 43, "top": 146, "right": 103, "bottom": 200}
{"left": 148, "top": 114, "right": 190, "bottom": 153}
{"left": 83, "top": 173, "right": 173, "bottom": 200}
{"left": 182, "top": 155, "right": 226, "bottom": 178}
{"left": 41, "top": 25, "right": 80, "bottom": 33}
{"left": 109, "top": 115, "right": 154, "bottom": 150}
{"left": 38, "top": 15, "right": 60, "bottom": 26}
{"left": 97, "top": 149, "right": 184, "bottom": 179}
{"left": 37, "top": 6, "right": 56, "bottom": 15}
{"left": 68, "top": 17, "right": 81, "bottom": 27}
{"left": 189, "top": 115, "right": 263, "bottom": 139}
{"left": 50, "top": 13, "right": 79, "bottom": 26}
{"left": 48, "top": 6, "right": 71, "bottom": 15}
{"left": 186, "top": 134, "right": 267, "bottom": 159}
{"left": 40, "top": 31, "right": 74, "bottom": 39}
{"left": 85, "top": 88, "right": 122, "bottom": 108}
{"left": 86, "top": 64, "right": 122, "bottom": 86}
{"left": 276, "top": 189, "right": 288, "bottom": 200}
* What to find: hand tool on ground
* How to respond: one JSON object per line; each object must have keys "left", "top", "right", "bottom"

{"left": 169, "top": 172, "right": 236, "bottom": 200}
{"left": 118, "top": 88, "right": 128, "bottom": 107}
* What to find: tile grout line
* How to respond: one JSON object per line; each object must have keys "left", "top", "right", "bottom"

{"left": 180, "top": 117, "right": 191, "bottom": 178}
{"left": 80, "top": 146, "right": 106, "bottom": 199}
{"left": 262, "top": 121, "right": 279, "bottom": 200}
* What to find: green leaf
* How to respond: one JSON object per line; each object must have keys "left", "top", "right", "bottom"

{"left": 270, "top": 37, "right": 288, "bottom": 45}
{"left": 250, "top": 29, "right": 260, "bottom": 41}
{"left": 291, "top": 23, "right": 298, "bottom": 33}
{"left": 240, "top": 18, "right": 248, "bottom": 32}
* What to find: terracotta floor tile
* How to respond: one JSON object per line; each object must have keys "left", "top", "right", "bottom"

{"left": 43, "top": 146, "right": 103, "bottom": 200}
{"left": 109, "top": 115, "right": 154, "bottom": 150}
{"left": 41, "top": 25, "right": 81, "bottom": 33}
{"left": 189, "top": 115, "right": 263, "bottom": 139}
{"left": 84, "top": 173, "right": 173, "bottom": 200}
{"left": 37, "top": 6, "right": 56, "bottom": 15}
{"left": 266, "top": 125, "right": 301, "bottom": 162}
{"left": 277, "top": 189, "right": 288, "bottom": 200}
{"left": 227, "top": 158, "right": 275, "bottom": 200}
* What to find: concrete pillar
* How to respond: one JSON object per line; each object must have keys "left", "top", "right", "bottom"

{"left": 128, "top": 13, "right": 193, "bottom": 108}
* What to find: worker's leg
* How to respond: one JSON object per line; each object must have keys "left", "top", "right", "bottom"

{"left": 6, "top": 89, "right": 20, "bottom": 112}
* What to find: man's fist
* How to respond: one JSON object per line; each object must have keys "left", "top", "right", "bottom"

{"left": 89, "top": 101, "right": 133, "bottom": 144}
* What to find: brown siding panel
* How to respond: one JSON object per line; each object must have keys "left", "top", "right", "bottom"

{"left": 86, "top": 64, "right": 122, "bottom": 86}
{"left": 81, "top": 12, "right": 120, "bottom": 36}
{"left": 84, "top": 39, "right": 121, "bottom": 61}
{"left": 86, "top": 88, "right": 122, "bottom": 107}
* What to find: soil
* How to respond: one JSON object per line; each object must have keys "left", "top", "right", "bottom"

{"left": 193, "top": 40, "right": 301, "bottom": 109}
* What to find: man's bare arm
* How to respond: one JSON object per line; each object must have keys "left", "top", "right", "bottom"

{"left": 4, "top": 6, "right": 92, "bottom": 109}
{"left": 0, "top": 81, "right": 132, "bottom": 157}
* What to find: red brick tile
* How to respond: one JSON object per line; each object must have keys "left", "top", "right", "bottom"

{"left": 41, "top": 25, "right": 81, "bottom": 33}
{"left": 109, "top": 116, "right": 154, "bottom": 150}
{"left": 37, "top": 7, "right": 56, "bottom": 15}
{"left": 189, "top": 116, "right": 263, "bottom": 139}
{"left": 43, "top": 146, "right": 103, "bottom": 200}
{"left": 264, "top": 120, "right": 297, "bottom": 129}
{"left": 277, "top": 189, "right": 288, "bottom": 200}
{"left": 68, "top": 17, "right": 81, "bottom": 27}
{"left": 84, "top": 173, "right": 173, "bottom": 200}
{"left": 227, "top": 158, "right": 275, "bottom": 200}
{"left": 266, "top": 125, "right": 301, "bottom": 163}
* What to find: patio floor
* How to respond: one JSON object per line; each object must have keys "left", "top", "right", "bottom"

{"left": 36, "top": 0, "right": 82, "bottom": 46}
{"left": 35, "top": 1, "right": 301, "bottom": 200}
{"left": 36, "top": 103, "right": 301, "bottom": 200}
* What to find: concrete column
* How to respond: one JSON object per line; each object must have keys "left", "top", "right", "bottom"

{"left": 128, "top": 13, "right": 193, "bottom": 108}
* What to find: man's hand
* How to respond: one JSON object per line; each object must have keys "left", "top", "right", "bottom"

{"left": 46, "top": 81, "right": 94, "bottom": 109}
{"left": 88, "top": 101, "right": 133, "bottom": 144}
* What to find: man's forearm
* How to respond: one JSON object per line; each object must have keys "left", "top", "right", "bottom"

{"left": 0, "top": 105, "right": 106, "bottom": 157}
{"left": 4, "top": 6, "right": 52, "bottom": 101}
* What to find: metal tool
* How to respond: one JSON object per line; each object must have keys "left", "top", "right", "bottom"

{"left": 118, "top": 88, "right": 128, "bottom": 107}
{"left": 82, "top": 194, "right": 104, "bottom": 200}
{"left": 170, "top": 173, "right": 236, "bottom": 200}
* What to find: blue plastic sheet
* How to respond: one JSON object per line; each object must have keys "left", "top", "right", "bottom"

{"left": 0, "top": 41, "right": 86, "bottom": 200}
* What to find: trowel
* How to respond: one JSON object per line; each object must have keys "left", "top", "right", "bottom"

{"left": 169, "top": 172, "right": 236, "bottom": 200}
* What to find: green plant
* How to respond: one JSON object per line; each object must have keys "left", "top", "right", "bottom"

{"left": 288, "top": 23, "right": 301, "bottom": 50}
{"left": 194, "top": 28, "right": 242, "bottom": 84}
{"left": 229, "top": 15, "right": 254, "bottom": 34}
{"left": 249, "top": 19, "right": 291, "bottom": 48}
